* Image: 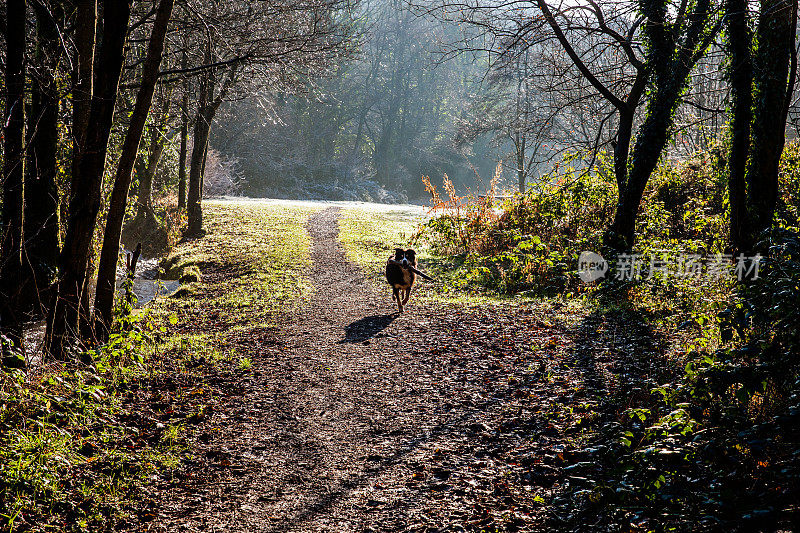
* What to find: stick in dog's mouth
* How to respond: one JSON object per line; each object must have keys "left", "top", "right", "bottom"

{"left": 387, "top": 258, "right": 436, "bottom": 281}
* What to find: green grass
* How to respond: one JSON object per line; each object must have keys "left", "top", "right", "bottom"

{"left": 156, "top": 201, "right": 318, "bottom": 332}
{"left": 338, "top": 207, "right": 424, "bottom": 282}
{"left": 0, "top": 201, "right": 320, "bottom": 532}
{"left": 337, "top": 206, "right": 573, "bottom": 307}
{"left": 0, "top": 322, "right": 183, "bottom": 532}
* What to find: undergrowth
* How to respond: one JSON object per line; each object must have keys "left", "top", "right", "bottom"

{"left": 419, "top": 144, "right": 800, "bottom": 530}
{"left": 0, "top": 312, "right": 192, "bottom": 531}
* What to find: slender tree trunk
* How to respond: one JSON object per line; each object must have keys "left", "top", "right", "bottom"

{"left": 187, "top": 106, "right": 212, "bottom": 236}
{"left": 726, "top": 0, "right": 752, "bottom": 252}
{"left": 614, "top": 108, "right": 635, "bottom": 204}
{"left": 47, "top": 0, "right": 132, "bottom": 359}
{"left": 744, "top": 0, "right": 795, "bottom": 248}
{"left": 25, "top": 1, "right": 65, "bottom": 315}
{"left": 178, "top": 77, "right": 190, "bottom": 210}
{"left": 72, "top": 0, "right": 97, "bottom": 182}
{"left": 138, "top": 130, "right": 167, "bottom": 221}
{"left": 610, "top": 74, "right": 691, "bottom": 250}
{"left": 186, "top": 60, "right": 236, "bottom": 236}
{"left": 783, "top": 0, "right": 799, "bottom": 125}
{"left": 200, "top": 136, "right": 209, "bottom": 196}
{"left": 135, "top": 91, "right": 172, "bottom": 225}
{"left": 349, "top": 107, "right": 369, "bottom": 165}
{"left": 94, "top": 0, "right": 174, "bottom": 339}
{"left": 186, "top": 64, "right": 212, "bottom": 237}
{"left": 187, "top": 93, "right": 223, "bottom": 235}
{"left": 68, "top": 0, "right": 97, "bottom": 343}
{"left": 1, "top": 0, "right": 27, "bottom": 349}
{"left": 516, "top": 133, "right": 526, "bottom": 193}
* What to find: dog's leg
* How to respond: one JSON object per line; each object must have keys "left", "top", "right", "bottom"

{"left": 393, "top": 288, "right": 402, "bottom": 312}
{"left": 401, "top": 288, "right": 411, "bottom": 305}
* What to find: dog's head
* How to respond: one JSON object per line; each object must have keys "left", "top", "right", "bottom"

{"left": 393, "top": 248, "right": 416, "bottom": 267}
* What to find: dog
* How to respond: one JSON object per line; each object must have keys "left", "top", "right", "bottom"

{"left": 385, "top": 248, "right": 417, "bottom": 313}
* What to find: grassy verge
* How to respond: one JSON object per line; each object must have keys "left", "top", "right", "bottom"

{"left": 338, "top": 207, "right": 423, "bottom": 282}
{"left": 0, "top": 201, "right": 317, "bottom": 532}
{"left": 337, "top": 206, "right": 582, "bottom": 310}
{"left": 155, "top": 200, "right": 318, "bottom": 332}
{"left": 0, "top": 320, "right": 182, "bottom": 532}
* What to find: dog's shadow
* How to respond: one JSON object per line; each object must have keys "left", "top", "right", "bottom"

{"left": 340, "top": 313, "right": 397, "bottom": 344}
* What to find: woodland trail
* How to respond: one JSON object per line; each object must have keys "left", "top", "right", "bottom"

{"left": 139, "top": 206, "right": 655, "bottom": 532}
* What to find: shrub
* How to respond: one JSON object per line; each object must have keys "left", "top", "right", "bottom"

{"left": 418, "top": 149, "right": 729, "bottom": 296}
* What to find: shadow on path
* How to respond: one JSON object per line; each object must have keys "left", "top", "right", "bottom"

{"left": 340, "top": 313, "right": 397, "bottom": 343}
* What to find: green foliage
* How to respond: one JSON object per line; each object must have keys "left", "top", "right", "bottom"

{"left": 581, "top": 226, "right": 800, "bottom": 529}
{"left": 0, "top": 313, "right": 170, "bottom": 531}
{"left": 419, "top": 149, "right": 727, "bottom": 299}
{"left": 777, "top": 141, "right": 800, "bottom": 231}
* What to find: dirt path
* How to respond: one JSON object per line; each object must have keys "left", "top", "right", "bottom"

{"left": 145, "top": 207, "right": 597, "bottom": 532}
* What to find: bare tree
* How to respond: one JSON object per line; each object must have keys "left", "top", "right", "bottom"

{"left": 425, "top": 0, "right": 721, "bottom": 249}
{"left": 181, "top": 0, "right": 357, "bottom": 235}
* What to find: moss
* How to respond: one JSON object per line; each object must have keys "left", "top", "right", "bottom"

{"left": 178, "top": 265, "right": 201, "bottom": 284}
{"left": 169, "top": 285, "right": 197, "bottom": 299}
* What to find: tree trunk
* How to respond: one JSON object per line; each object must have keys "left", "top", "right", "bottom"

{"left": 607, "top": 0, "right": 715, "bottom": 251}
{"left": 1, "top": 0, "right": 27, "bottom": 349}
{"left": 72, "top": 0, "right": 97, "bottom": 183}
{"left": 610, "top": 71, "right": 690, "bottom": 250}
{"left": 178, "top": 78, "right": 190, "bottom": 210}
{"left": 516, "top": 132, "right": 526, "bottom": 193}
{"left": 187, "top": 90, "right": 225, "bottom": 236}
{"left": 135, "top": 90, "right": 172, "bottom": 225}
{"left": 744, "top": 0, "right": 795, "bottom": 248}
{"left": 186, "top": 62, "right": 213, "bottom": 237}
{"left": 726, "top": 0, "right": 752, "bottom": 252}
{"left": 138, "top": 130, "right": 167, "bottom": 221}
{"left": 200, "top": 136, "right": 209, "bottom": 196}
{"left": 614, "top": 108, "right": 635, "bottom": 205}
{"left": 185, "top": 60, "right": 237, "bottom": 236}
{"left": 47, "top": 0, "right": 132, "bottom": 359}
{"left": 94, "top": 0, "right": 174, "bottom": 339}
{"left": 24, "top": 1, "right": 65, "bottom": 316}
{"left": 187, "top": 106, "right": 212, "bottom": 236}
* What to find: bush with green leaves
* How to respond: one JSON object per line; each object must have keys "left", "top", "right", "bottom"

{"left": 419, "top": 149, "right": 729, "bottom": 297}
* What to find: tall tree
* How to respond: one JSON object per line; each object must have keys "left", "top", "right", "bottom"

{"left": 184, "top": 0, "right": 356, "bottom": 234}
{"left": 535, "top": 0, "right": 650, "bottom": 209}
{"left": 744, "top": 0, "right": 797, "bottom": 249}
{"left": 178, "top": 55, "right": 190, "bottom": 210}
{"left": 431, "top": 0, "right": 721, "bottom": 248}
{"left": 94, "top": 0, "right": 174, "bottom": 339}
{"left": 72, "top": 0, "right": 96, "bottom": 182}
{"left": 726, "top": 0, "right": 752, "bottom": 251}
{"left": 725, "top": 0, "right": 798, "bottom": 253}
{"left": 25, "top": 1, "right": 66, "bottom": 314}
{"left": 607, "top": 0, "right": 720, "bottom": 250}
{"left": 186, "top": 55, "right": 236, "bottom": 235}
{"left": 47, "top": 0, "right": 133, "bottom": 358}
{"left": 135, "top": 90, "right": 173, "bottom": 227}
{"left": 0, "top": 0, "right": 27, "bottom": 349}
